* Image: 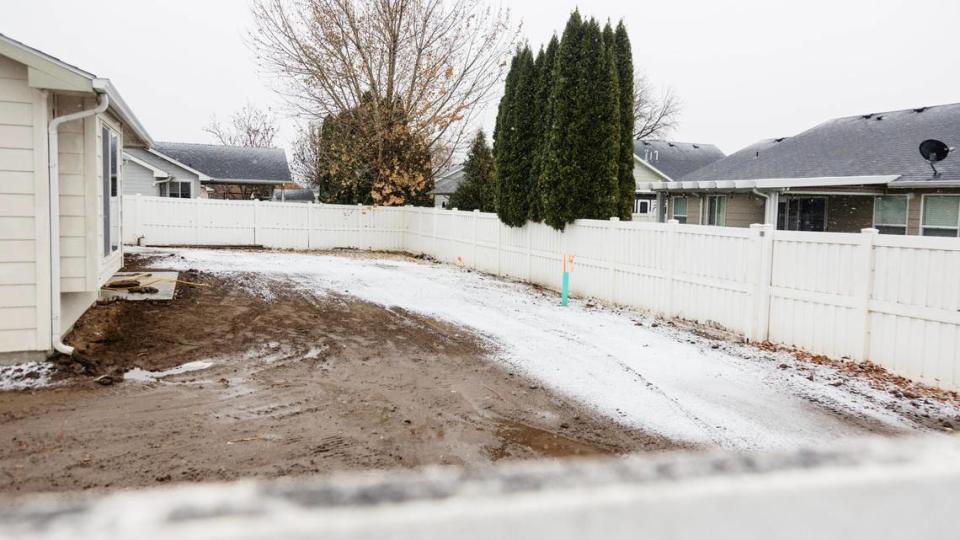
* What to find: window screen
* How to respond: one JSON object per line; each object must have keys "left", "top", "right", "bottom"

{"left": 874, "top": 196, "right": 907, "bottom": 235}
{"left": 707, "top": 196, "right": 726, "bottom": 226}
{"left": 672, "top": 197, "right": 687, "bottom": 224}
{"left": 923, "top": 196, "right": 959, "bottom": 227}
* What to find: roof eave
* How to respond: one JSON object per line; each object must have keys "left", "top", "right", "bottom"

{"left": 202, "top": 178, "right": 290, "bottom": 185}
{"left": 888, "top": 179, "right": 960, "bottom": 188}
{"left": 92, "top": 79, "right": 154, "bottom": 147}
{"left": 640, "top": 175, "right": 900, "bottom": 192}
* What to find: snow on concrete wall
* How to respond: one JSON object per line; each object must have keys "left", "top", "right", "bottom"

{"left": 2, "top": 436, "right": 959, "bottom": 539}
{"left": 123, "top": 196, "right": 960, "bottom": 390}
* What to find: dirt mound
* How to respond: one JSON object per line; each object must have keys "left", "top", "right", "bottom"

{"left": 0, "top": 253, "right": 678, "bottom": 497}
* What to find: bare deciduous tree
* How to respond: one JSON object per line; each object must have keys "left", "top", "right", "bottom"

{"left": 204, "top": 103, "right": 280, "bottom": 148}
{"left": 249, "top": 0, "right": 518, "bottom": 175}
{"left": 633, "top": 71, "right": 681, "bottom": 140}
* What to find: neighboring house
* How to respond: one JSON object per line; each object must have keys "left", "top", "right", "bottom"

{"left": 0, "top": 33, "right": 152, "bottom": 361}
{"left": 639, "top": 103, "right": 960, "bottom": 235}
{"left": 271, "top": 187, "right": 316, "bottom": 203}
{"left": 122, "top": 147, "right": 206, "bottom": 199}
{"left": 632, "top": 140, "right": 725, "bottom": 218}
{"left": 122, "top": 142, "right": 292, "bottom": 200}
{"left": 433, "top": 165, "right": 465, "bottom": 208}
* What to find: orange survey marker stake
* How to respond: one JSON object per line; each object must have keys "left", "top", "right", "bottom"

{"left": 561, "top": 254, "right": 575, "bottom": 306}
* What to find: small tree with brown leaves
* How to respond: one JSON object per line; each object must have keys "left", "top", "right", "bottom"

{"left": 250, "top": 0, "right": 518, "bottom": 205}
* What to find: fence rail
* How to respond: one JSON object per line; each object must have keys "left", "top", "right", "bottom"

{"left": 124, "top": 195, "right": 960, "bottom": 391}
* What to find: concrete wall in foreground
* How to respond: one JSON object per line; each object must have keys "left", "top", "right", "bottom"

{"left": 2, "top": 437, "right": 958, "bottom": 540}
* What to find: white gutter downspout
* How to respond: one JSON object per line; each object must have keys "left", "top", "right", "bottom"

{"left": 47, "top": 93, "right": 109, "bottom": 356}
{"left": 753, "top": 188, "right": 781, "bottom": 226}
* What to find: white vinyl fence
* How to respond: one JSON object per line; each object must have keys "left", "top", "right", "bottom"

{"left": 124, "top": 195, "right": 960, "bottom": 390}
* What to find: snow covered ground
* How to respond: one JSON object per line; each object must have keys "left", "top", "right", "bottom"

{"left": 129, "top": 248, "right": 956, "bottom": 450}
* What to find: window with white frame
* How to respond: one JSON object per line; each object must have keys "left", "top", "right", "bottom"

{"left": 706, "top": 195, "right": 726, "bottom": 226}
{"left": 161, "top": 180, "right": 192, "bottom": 199}
{"left": 922, "top": 195, "right": 960, "bottom": 237}
{"left": 873, "top": 195, "right": 908, "bottom": 235}
{"left": 634, "top": 196, "right": 653, "bottom": 214}
{"left": 101, "top": 126, "right": 120, "bottom": 256}
{"left": 672, "top": 196, "right": 687, "bottom": 224}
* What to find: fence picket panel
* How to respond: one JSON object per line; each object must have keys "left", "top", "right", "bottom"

{"left": 124, "top": 195, "right": 960, "bottom": 390}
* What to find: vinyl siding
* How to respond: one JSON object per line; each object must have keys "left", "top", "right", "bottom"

{"left": 723, "top": 193, "right": 765, "bottom": 228}
{"left": 55, "top": 94, "right": 89, "bottom": 293}
{"left": 633, "top": 159, "right": 667, "bottom": 185}
{"left": 0, "top": 54, "right": 42, "bottom": 353}
{"left": 123, "top": 159, "right": 159, "bottom": 195}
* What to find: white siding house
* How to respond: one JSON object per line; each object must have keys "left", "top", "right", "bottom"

{"left": 0, "top": 33, "right": 152, "bottom": 361}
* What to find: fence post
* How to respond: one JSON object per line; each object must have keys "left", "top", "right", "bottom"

{"left": 856, "top": 228, "right": 879, "bottom": 362}
{"left": 608, "top": 217, "right": 620, "bottom": 303}
{"left": 665, "top": 219, "right": 679, "bottom": 317}
{"left": 357, "top": 204, "right": 364, "bottom": 250}
{"left": 451, "top": 208, "right": 459, "bottom": 262}
{"left": 193, "top": 197, "right": 201, "bottom": 245}
{"left": 472, "top": 209, "right": 480, "bottom": 270}
{"left": 305, "top": 202, "right": 312, "bottom": 250}
{"left": 525, "top": 222, "right": 532, "bottom": 283}
{"left": 135, "top": 193, "right": 143, "bottom": 245}
{"left": 496, "top": 216, "right": 502, "bottom": 277}
{"left": 750, "top": 223, "right": 775, "bottom": 342}
{"left": 432, "top": 207, "right": 440, "bottom": 259}
{"left": 252, "top": 199, "right": 260, "bottom": 246}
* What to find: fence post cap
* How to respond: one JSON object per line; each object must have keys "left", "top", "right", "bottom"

{"left": 667, "top": 219, "right": 680, "bottom": 225}
{"left": 473, "top": 209, "right": 480, "bottom": 213}
{"left": 860, "top": 227, "right": 880, "bottom": 235}
{"left": 609, "top": 217, "right": 620, "bottom": 222}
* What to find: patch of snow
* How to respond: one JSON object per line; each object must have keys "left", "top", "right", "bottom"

{"left": 0, "top": 362, "right": 55, "bottom": 391}
{"left": 125, "top": 361, "right": 214, "bottom": 382}
{"left": 152, "top": 248, "right": 954, "bottom": 450}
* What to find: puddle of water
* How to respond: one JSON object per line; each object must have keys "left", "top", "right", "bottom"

{"left": 492, "top": 418, "right": 615, "bottom": 460}
{"left": 125, "top": 361, "right": 214, "bottom": 382}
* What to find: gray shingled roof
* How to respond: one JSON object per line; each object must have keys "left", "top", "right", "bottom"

{"left": 684, "top": 103, "right": 960, "bottom": 183}
{"left": 155, "top": 142, "right": 292, "bottom": 183}
{"left": 433, "top": 166, "right": 466, "bottom": 195}
{"left": 124, "top": 148, "right": 200, "bottom": 181}
{"left": 634, "top": 140, "right": 726, "bottom": 180}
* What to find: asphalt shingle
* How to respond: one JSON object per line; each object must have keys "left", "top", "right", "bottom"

{"left": 634, "top": 140, "right": 726, "bottom": 180}
{"left": 683, "top": 103, "right": 960, "bottom": 182}
{"left": 155, "top": 142, "right": 292, "bottom": 183}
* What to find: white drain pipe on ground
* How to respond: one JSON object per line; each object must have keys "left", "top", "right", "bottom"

{"left": 47, "top": 93, "right": 109, "bottom": 356}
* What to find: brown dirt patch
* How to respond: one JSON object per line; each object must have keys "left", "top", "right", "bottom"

{"left": 0, "top": 254, "right": 679, "bottom": 497}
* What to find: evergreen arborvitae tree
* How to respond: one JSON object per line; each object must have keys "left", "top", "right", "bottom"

{"left": 542, "top": 13, "right": 620, "bottom": 230}
{"left": 495, "top": 46, "right": 537, "bottom": 227}
{"left": 541, "top": 12, "right": 585, "bottom": 230}
{"left": 614, "top": 21, "right": 636, "bottom": 220}
{"left": 528, "top": 35, "right": 559, "bottom": 222}
{"left": 493, "top": 53, "right": 518, "bottom": 221}
{"left": 448, "top": 130, "right": 495, "bottom": 212}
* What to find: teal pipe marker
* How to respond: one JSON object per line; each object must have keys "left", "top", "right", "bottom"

{"left": 561, "top": 271, "right": 570, "bottom": 306}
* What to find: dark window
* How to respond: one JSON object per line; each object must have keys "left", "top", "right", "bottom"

{"left": 778, "top": 197, "right": 826, "bottom": 232}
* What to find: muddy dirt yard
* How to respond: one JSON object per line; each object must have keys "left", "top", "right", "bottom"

{"left": 1, "top": 248, "right": 959, "bottom": 498}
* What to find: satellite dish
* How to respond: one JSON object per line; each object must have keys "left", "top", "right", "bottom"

{"left": 920, "top": 139, "right": 951, "bottom": 178}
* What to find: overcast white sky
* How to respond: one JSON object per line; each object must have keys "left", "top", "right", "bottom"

{"left": 5, "top": 0, "right": 959, "bottom": 156}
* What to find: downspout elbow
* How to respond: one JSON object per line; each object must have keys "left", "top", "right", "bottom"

{"left": 48, "top": 93, "right": 109, "bottom": 357}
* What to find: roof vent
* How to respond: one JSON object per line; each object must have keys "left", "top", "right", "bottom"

{"left": 692, "top": 144, "right": 700, "bottom": 149}
{"left": 876, "top": 116, "right": 884, "bottom": 121}
{"left": 915, "top": 107, "right": 928, "bottom": 113}
{"left": 862, "top": 114, "right": 873, "bottom": 119}
{"left": 755, "top": 151, "right": 760, "bottom": 158}
{"left": 668, "top": 143, "right": 675, "bottom": 147}
{"left": 774, "top": 137, "right": 786, "bottom": 143}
